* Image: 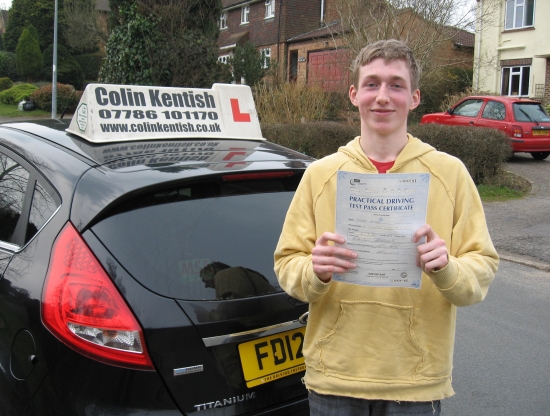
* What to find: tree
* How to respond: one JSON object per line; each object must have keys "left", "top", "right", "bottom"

{"left": 4, "top": 0, "right": 66, "bottom": 52}
{"left": 63, "top": 0, "right": 108, "bottom": 53}
{"left": 229, "top": 42, "right": 268, "bottom": 86}
{"left": 100, "top": 0, "right": 231, "bottom": 88}
{"left": 42, "top": 44, "right": 84, "bottom": 89}
{"left": 15, "top": 26, "right": 43, "bottom": 82}
{"left": 328, "top": 0, "right": 500, "bottom": 112}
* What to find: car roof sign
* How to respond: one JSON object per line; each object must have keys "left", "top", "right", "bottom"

{"left": 66, "top": 83, "right": 265, "bottom": 143}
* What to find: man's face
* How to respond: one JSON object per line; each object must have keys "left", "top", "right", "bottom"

{"left": 349, "top": 58, "right": 420, "bottom": 139}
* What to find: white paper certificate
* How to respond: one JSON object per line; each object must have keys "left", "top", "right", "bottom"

{"left": 334, "top": 171, "right": 430, "bottom": 289}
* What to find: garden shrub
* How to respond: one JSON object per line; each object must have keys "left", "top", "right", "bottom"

{"left": 0, "top": 77, "right": 14, "bottom": 91}
{"left": 42, "top": 44, "right": 84, "bottom": 89}
{"left": 261, "top": 122, "right": 360, "bottom": 158}
{"left": 72, "top": 52, "right": 106, "bottom": 81}
{"left": 29, "top": 83, "right": 81, "bottom": 113}
{"left": 262, "top": 122, "right": 510, "bottom": 184}
{"left": 15, "top": 26, "right": 43, "bottom": 81}
{"left": 255, "top": 83, "right": 331, "bottom": 124}
{"left": 0, "top": 52, "right": 18, "bottom": 80}
{"left": 407, "top": 124, "right": 511, "bottom": 184}
{"left": 0, "top": 83, "right": 38, "bottom": 104}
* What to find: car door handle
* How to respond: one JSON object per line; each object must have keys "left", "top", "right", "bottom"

{"left": 469, "top": 121, "right": 474, "bottom": 125}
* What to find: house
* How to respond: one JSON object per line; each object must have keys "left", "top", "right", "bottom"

{"left": 217, "top": 0, "right": 322, "bottom": 71}
{"left": 219, "top": 0, "right": 475, "bottom": 93}
{"left": 474, "top": 0, "right": 550, "bottom": 103}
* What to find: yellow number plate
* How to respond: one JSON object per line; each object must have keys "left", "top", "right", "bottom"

{"left": 532, "top": 129, "right": 549, "bottom": 136}
{"left": 238, "top": 327, "right": 306, "bottom": 388}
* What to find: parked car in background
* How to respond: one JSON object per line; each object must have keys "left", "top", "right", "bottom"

{"left": 420, "top": 95, "right": 550, "bottom": 160}
{"left": 0, "top": 84, "right": 311, "bottom": 415}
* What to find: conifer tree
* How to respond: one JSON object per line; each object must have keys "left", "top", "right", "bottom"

{"left": 15, "top": 26, "right": 43, "bottom": 82}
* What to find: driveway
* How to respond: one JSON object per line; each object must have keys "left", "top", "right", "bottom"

{"left": 483, "top": 153, "right": 550, "bottom": 270}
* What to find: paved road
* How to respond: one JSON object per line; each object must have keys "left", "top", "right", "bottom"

{"left": 483, "top": 153, "right": 550, "bottom": 270}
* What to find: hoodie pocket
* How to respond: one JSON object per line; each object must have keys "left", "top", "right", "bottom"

{"left": 316, "top": 301, "right": 427, "bottom": 383}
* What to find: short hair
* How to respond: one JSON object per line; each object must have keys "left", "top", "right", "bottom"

{"left": 351, "top": 39, "right": 421, "bottom": 91}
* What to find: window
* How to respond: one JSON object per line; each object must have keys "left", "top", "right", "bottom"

{"left": 241, "top": 6, "right": 249, "bottom": 24}
{"left": 452, "top": 99, "right": 484, "bottom": 117}
{"left": 501, "top": 66, "right": 530, "bottom": 96}
{"left": 505, "top": 0, "right": 535, "bottom": 30}
{"left": 261, "top": 48, "right": 271, "bottom": 69}
{"left": 219, "top": 12, "right": 227, "bottom": 30}
{"left": 265, "top": 0, "right": 275, "bottom": 18}
{"left": 0, "top": 153, "right": 29, "bottom": 245}
{"left": 218, "top": 55, "right": 230, "bottom": 64}
{"left": 482, "top": 101, "right": 506, "bottom": 120}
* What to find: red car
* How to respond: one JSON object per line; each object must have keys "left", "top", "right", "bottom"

{"left": 420, "top": 95, "right": 550, "bottom": 160}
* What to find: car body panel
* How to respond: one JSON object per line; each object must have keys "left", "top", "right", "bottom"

{"left": 0, "top": 118, "right": 313, "bottom": 415}
{"left": 420, "top": 96, "right": 550, "bottom": 156}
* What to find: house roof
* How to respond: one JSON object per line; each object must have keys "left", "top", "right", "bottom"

{"left": 219, "top": 31, "right": 249, "bottom": 49}
{"left": 287, "top": 21, "right": 343, "bottom": 43}
{"left": 445, "top": 26, "right": 475, "bottom": 48}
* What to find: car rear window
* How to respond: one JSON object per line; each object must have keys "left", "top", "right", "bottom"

{"left": 91, "top": 172, "right": 302, "bottom": 301}
{"left": 513, "top": 103, "right": 550, "bottom": 123}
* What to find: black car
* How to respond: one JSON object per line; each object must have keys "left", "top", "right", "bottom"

{"left": 0, "top": 84, "right": 312, "bottom": 415}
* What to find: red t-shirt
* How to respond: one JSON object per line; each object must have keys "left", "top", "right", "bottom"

{"left": 369, "top": 158, "right": 395, "bottom": 174}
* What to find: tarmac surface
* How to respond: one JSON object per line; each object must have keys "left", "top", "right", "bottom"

{"left": 483, "top": 153, "right": 550, "bottom": 271}
{"left": 1, "top": 114, "right": 548, "bottom": 271}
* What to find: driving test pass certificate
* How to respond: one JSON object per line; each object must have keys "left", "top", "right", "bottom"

{"left": 333, "top": 171, "right": 430, "bottom": 289}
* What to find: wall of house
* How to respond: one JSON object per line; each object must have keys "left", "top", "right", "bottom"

{"left": 475, "top": 0, "right": 550, "bottom": 102}
{"left": 287, "top": 36, "right": 348, "bottom": 88}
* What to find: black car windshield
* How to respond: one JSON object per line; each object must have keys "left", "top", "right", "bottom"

{"left": 91, "top": 174, "right": 300, "bottom": 301}
{"left": 513, "top": 103, "right": 550, "bottom": 123}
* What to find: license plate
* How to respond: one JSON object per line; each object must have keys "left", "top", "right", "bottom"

{"left": 532, "top": 129, "right": 549, "bottom": 136}
{"left": 238, "top": 327, "right": 306, "bottom": 388}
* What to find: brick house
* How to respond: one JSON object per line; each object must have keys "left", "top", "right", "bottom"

{"left": 218, "top": 0, "right": 475, "bottom": 93}
{"left": 474, "top": 0, "right": 550, "bottom": 104}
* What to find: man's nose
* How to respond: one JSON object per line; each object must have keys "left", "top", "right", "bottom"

{"left": 376, "top": 84, "right": 390, "bottom": 103}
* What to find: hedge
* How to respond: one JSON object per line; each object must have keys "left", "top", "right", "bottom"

{"left": 261, "top": 122, "right": 511, "bottom": 185}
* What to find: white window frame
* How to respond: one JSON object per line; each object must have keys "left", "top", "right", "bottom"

{"left": 505, "top": 0, "right": 535, "bottom": 30}
{"left": 219, "top": 12, "right": 228, "bottom": 30}
{"left": 261, "top": 48, "right": 271, "bottom": 68}
{"left": 265, "top": 0, "right": 275, "bottom": 19}
{"left": 241, "top": 6, "right": 250, "bottom": 24}
{"left": 218, "top": 55, "right": 230, "bottom": 64}
{"left": 501, "top": 65, "right": 531, "bottom": 96}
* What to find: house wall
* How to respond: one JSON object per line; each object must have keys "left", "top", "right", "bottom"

{"left": 475, "top": 0, "right": 550, "bottom": 102}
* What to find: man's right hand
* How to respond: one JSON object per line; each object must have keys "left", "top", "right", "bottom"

{"left": 311, "top": 232, "right": 357, "bottom": 283}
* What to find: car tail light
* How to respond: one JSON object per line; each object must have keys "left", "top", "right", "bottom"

{"left": 512, "top": 125, "right": 523, "bottom": 138}
{"left": 41, "top": 222, "right": 154, "bottom": 370}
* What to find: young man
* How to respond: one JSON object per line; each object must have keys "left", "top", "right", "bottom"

{"left": 274, "top": 40, "right": 499, "bottom": 415}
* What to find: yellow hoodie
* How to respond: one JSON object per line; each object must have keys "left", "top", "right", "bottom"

{"left": 274, "top": 135, "right": 499, "bottom": 401}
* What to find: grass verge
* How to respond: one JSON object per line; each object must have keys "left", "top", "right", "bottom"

{"left": 478, "top": 169, "right": 532, "bottom": 202}
{"left": 0, "top": 102, "right": 50, "bottom": 118}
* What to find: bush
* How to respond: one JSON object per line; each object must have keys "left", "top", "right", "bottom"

{"left": 15, "top": 26, "right": 42, "bottom": 81}
{"left": 29, "top": 83, "right": 81, "bottom": 113}
{"left": 262, "top": 122, "right": 510, "bottom": 184}
{"left": 0, "top": 77, "right": 14, "bottom": 91}
{"left": 42, "top": 44, "right": 84, "bottom": 89}
{"left": 0, "top": 52, "right": 18, "bottom": 80}
{"left": 0, "top": 83, "right": 38, "bottom": 104}
{"left": 261, "top": 122, "right": 360, "bottom": 158}
{"left": 407, "top": 124, "right": 512, "bottom": 184}
{"left": 255, "top": 83, "right": 331, "bottom": 124}
{"left": 72, "top": 52, "right": 106, "bottom": 81}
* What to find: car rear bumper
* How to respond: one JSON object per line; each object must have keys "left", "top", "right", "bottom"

{"left": 510, "top": 137, "right": 550, "bottom": 152}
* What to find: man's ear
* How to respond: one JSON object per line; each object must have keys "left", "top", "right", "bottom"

{"left": 410, "top": 89, "right": 421, "bottom": 110}
{"left": 349, "top": 84, "right": 359, "bottom": 107}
